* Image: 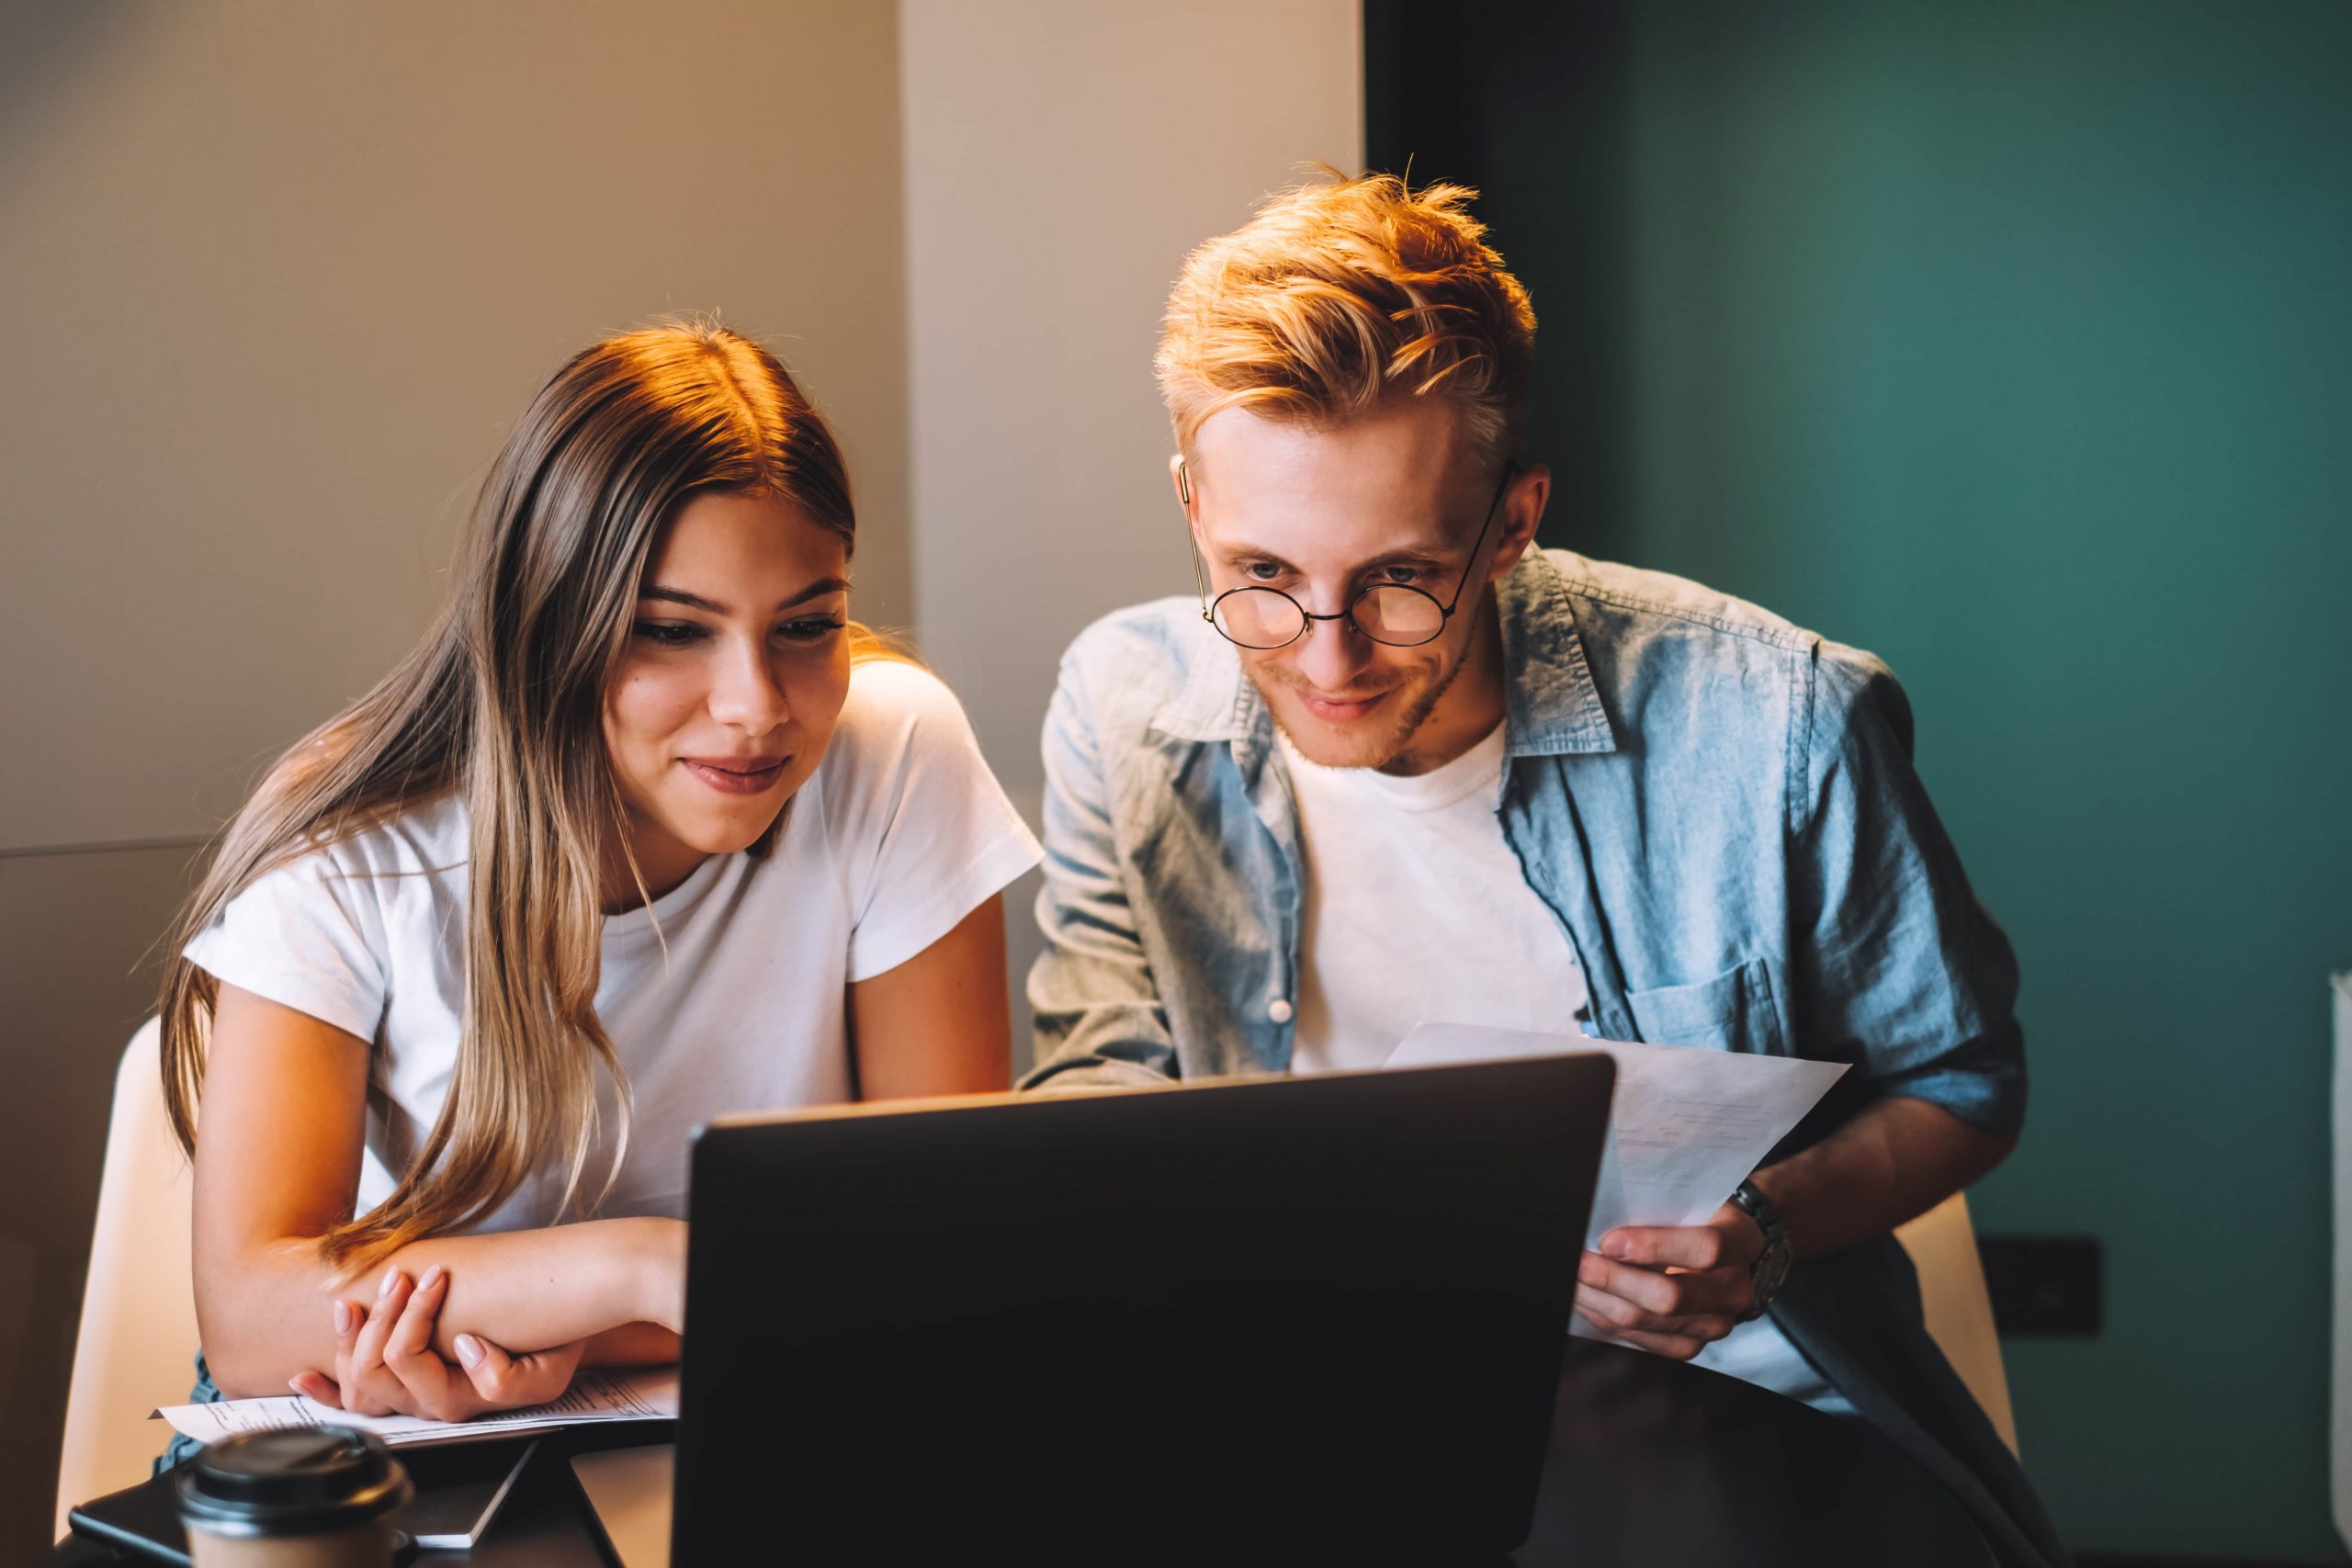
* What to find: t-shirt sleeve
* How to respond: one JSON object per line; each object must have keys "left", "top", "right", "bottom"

{"left": 182, "top": 845, "right": 391, "bottom": 1043}
{"left": 830, "top": 660, "right": 1045, "bottom": 983}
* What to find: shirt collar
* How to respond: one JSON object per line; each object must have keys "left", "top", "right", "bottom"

{"left": 1149, "top": 550, "right": 1617, "bottom": 757}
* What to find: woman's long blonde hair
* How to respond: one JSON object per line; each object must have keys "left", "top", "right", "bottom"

{"left": 160, "top": 321, "right": 884, "bottom": 1272}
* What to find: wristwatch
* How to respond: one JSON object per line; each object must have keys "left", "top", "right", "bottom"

{"left": 1729, "top": 1179, "right": 1792, "bottom": 1321}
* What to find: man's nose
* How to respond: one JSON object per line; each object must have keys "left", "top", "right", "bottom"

{"left": 1291, "top": 610, "right": 1372, "bottom": 694}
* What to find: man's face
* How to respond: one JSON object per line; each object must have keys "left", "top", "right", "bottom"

{"left": 1184, "top": 399, "right": 1542, "bottom": 773}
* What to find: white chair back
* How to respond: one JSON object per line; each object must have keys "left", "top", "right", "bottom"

{"left": 1893, "top": 1190, "right": 2018, "bottom": 1454}
{"left": 53, "top": 1019, "right": 199, "bottom": 1540}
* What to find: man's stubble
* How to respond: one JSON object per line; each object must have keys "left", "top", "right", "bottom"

{"left": 1247, "top": 593, "right": 1489, "bottom": 774}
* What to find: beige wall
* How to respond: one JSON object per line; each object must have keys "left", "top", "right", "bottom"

{"left": 899, "top": 0, "right": 1363, "bottom": 1041}
{"left": 0, "top": 3, "right": 910, "bottom": 1551}
{"left": 900, "top": 0, "right": 1363, "bottom": 787}
{"left": 0, "top": 1, "right": 914, "bottom": 853}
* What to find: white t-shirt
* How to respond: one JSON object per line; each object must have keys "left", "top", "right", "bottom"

{"left": 1282, "top": 722, "right": 1589, "bottom": 1072}
{"left": 185, "top": 659, "right": 1041, "bottom": 1235}
{"left": 1278, "top": 720, "right": 1850, "bottom": 1417}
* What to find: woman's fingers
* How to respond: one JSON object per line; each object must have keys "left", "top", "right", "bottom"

{"left": 297, "top": 1300, "right": 367, "bottom": 1410}
{"left": 337, "top": 1269, "right": 449, "bottom": 1417}
{"left": 288, "top": 1370, "right": 343, "bottom": 1406}
{"left": 322, "top": 1264, "right": 583, "bottom": 1421}
{"left": 455, "top": 1332, "right": 583, "bottom": 1410}
{"left": 350, "top": 1271, "right": 407, "bottom": 1369}
{"left": 379, "top": 1264, "right": 462, "bottom": 1419}
{"left": 334, "top": 1282, "right": 401, "bottom": 1417}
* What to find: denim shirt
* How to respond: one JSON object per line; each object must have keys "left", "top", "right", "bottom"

{"left": 1024, "top": 547, "right": 2066, "bottom": 1568}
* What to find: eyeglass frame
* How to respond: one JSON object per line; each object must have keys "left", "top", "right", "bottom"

{"left": 1182, "top": 458, "right": 1521, "bottom": 650}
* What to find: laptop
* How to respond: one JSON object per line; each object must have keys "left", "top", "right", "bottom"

{"left": 586, "top": 1055, "right": 1612, "bottom": 1565}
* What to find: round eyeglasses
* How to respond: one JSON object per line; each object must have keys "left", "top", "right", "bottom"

{"left": 1186, "top": 462, "right": 1517, "bottom": 650}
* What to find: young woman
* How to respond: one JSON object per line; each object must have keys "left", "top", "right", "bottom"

{"left": 155, "top": 322, "right": 1038, "bottom": 1450}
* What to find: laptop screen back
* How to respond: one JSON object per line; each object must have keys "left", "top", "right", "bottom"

{"left": 676, "top": 1055, "right": 1612, "bottom": 1563}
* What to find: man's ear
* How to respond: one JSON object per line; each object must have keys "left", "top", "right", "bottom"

{"left": 1170, "top": 453, "right": 1193, "bottom": 508}
{"left": 1487, "top": 464, "right": 1551, "bottom": 581}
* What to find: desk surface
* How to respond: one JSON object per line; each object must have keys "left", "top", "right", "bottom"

{"left": 53, "top": 1341, "right": 1991, "bottom": 1567}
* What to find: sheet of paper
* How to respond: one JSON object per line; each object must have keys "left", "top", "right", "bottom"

{"left": 1387, "top": 1021, "right": 1846, "bottom": 1245}
{"left": 156, "top": 1366, "right": 677, "bottom": 1450}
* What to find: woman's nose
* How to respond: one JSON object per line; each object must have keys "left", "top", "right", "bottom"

{"left": 708, "top": 642, "right": 790, "bottom": 731}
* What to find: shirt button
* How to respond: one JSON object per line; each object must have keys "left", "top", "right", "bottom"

{"left": 1268, "top": 998, "right": 1294, "bottom": 1024}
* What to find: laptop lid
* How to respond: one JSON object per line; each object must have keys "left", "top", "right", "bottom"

{"left": 573, "top": 1443, "right": 674, "bottom": 1568}
{"left": 675, "top": 1055, "right": 1613, "bottom": 1563}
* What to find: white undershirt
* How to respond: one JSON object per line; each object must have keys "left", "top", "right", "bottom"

{"left": 1283, "top": 722, "right": 1589, "bottom": 1073}
{"left": 1278, "top": 720, "right": 1851, "bottom": 1417}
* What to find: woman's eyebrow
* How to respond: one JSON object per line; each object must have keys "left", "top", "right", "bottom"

{"left": 639, "top": 586, "right": 726, "bottom": 612}
{"left": 639, "top": 578, "right": 850, "bottom": 614}
{"left": 776, "top": 577, "right": 852, "bottom": 608}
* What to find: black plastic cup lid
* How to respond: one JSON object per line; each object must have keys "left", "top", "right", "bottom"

{"left": 175, "top": 1427, "right": 414, "bottom": 1537}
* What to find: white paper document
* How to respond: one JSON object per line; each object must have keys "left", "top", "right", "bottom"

{"left": 1386, "top": 1022, "right": 1847, "bottom": 1245}
{"left": 156, "top": 1365, "right": 677, "bottom": 1450}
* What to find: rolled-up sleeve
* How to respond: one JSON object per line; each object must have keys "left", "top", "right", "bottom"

{"left": 1792, "top": 644, "right": 2026, "bottom": 1134}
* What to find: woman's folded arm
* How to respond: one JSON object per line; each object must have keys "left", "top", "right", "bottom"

{"left": 194, "top": 981, "right": 683, "bottom": 1399}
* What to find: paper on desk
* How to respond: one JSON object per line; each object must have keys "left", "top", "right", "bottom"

{"left": 1386, "top": 1022, "right": 1846, "bottom": 1245}
{"left": 155, "top": 1365, "right": 677, "bottom": 1450}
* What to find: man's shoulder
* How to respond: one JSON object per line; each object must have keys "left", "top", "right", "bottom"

{"left": 1543, "top": 550, "right": 1813, "bottom": 653}
{"left": 1538, "top": 549, "right": 1892, "bottom": 691}
{"left": 1064, "top": 593, "right": 1213, "bottom": 660}
{"left": 1057, "top": 594, "right": 1230, "bottom": 722}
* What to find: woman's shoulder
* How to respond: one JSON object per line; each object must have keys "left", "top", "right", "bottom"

{"left": 841, "top": 654, "right": 972, "bottom": 725}
{"left": 224, "top": 794, "right": 469, "bottom": 926}
{"left": 286, "top": 791, "right": 469, "bottom": 880}
{"left": 188, "top": 794, "right": 469, "bottom": 1038}
{"left": 821, "top": 656, "right": 985, "bottom": 771}
{"left": 799, "top": 656, "right": 1017, "bottom": 853}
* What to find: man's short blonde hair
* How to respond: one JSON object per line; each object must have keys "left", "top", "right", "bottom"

{"left": 1157, "top": 172, "right": 1536, "bottom": 474}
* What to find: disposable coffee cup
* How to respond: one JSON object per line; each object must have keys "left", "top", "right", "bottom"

{"left": 175, "top": 1427, "right": 414, "bottom": 1568}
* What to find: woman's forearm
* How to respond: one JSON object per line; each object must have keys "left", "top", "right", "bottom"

{"left": 201, "top": 1215, "right": 684, "bottom": 1397}
{"left": 582, "top": 1321, "right": 684, "bottom": 1367}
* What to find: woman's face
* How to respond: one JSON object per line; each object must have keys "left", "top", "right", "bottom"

{"left": 602, "top": 489, "right": 853, "bottom": 905}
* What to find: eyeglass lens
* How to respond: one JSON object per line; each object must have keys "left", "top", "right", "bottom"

{"left": 1210, "top": 584, "right": 1448, "bottom": 649}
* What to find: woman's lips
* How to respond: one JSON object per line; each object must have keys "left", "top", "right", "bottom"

{"left": 682, "top": 756, "right": 788, "bottom": 795}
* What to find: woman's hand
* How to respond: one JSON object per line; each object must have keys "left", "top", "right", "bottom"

{"left": 288, "top": 1264, "right": 586, "bottom": 1422}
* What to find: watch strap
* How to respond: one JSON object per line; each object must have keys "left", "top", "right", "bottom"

{"left": 1729, "top": 1179, "right": 1792, "bottom": 1321}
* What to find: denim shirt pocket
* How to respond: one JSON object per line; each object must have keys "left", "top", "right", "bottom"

{"left": 1623, "top": 957, "right": 1786, "bottom": 1056}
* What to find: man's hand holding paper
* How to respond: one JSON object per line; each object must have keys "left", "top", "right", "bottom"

{"left": 1575, "top": 1201, "right": 1766, "bottom": 1359}
{"left": 1385, "top": 1021, "right": 1848, "bottom": 1358}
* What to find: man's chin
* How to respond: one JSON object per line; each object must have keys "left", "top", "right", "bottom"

{"left": 1269, "top": 698, "right": 1411, "bottom": 771}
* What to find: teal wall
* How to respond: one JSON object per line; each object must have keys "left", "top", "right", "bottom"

{"left": 1375, "top": 2, "right": 2352, "bottom": 1558}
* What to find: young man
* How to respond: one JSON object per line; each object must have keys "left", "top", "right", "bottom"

{"left": 1024, "top": 175, "right": 2064, "bottom": 1567}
